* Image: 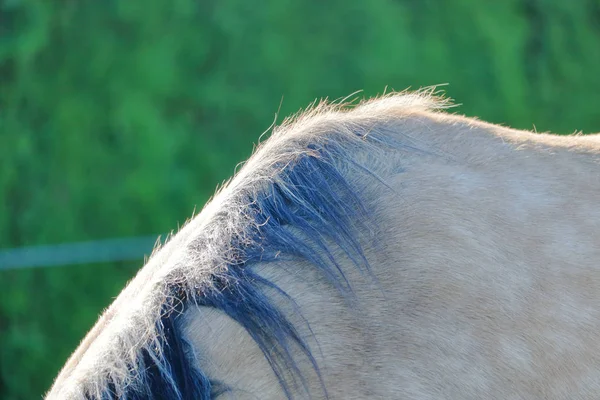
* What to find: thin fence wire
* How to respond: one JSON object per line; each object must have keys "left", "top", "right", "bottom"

{"left": 0, "top": 235, "right": 162, "bottom": 271}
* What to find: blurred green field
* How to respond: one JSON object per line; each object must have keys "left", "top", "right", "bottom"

{"left": 1, "top": 1, "right": 600, "bottom": 398}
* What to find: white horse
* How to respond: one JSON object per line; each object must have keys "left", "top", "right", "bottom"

{"left": 47, "top": 90, "right": 600, "bottom": 399}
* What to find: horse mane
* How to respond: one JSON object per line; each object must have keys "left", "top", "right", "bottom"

{"left": 52, "top": 89, "right": 451, "bottom": 399}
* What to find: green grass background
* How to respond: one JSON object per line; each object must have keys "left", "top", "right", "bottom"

{"left": 1, "top": 1, "right": 600, "bottom": 398}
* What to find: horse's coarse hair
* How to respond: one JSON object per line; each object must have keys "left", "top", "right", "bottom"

{"left": 48, "top": 89, "right": 452, "bottom": 399}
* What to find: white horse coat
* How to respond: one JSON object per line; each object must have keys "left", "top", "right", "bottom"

{"left": 47, "top": 91, "right": 600, "bottom": 399}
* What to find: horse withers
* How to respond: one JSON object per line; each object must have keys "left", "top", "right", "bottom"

{"left": 47, "top": 91, "right": 600, "bottom": 399}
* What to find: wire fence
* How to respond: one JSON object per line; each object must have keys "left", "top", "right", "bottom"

{"left": 0, "top": 235, "right": 162, "bottom": 271}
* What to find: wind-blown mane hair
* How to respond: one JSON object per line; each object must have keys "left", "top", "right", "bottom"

{"left": 50, "top": 90, "right": 451, "bottom": 400}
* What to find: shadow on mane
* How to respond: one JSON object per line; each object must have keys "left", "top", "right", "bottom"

{"left": 47, "top": 89, "right": 452, "bottom": 400}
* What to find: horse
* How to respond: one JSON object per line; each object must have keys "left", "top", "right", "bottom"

{"left": 46, "top": 90, "right": 600, "bottom": 399}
